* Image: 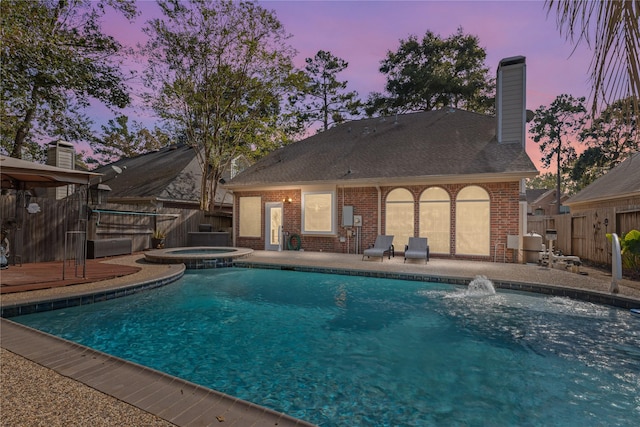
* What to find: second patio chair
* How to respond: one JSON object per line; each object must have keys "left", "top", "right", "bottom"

{"left": 404, "top": 237, "right": 429, "bottom": 263}
{"left": 362, "top": 235, "right": 395, "bottom": 261}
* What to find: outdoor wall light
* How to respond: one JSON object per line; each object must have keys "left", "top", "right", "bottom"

{"left": 283, "top": 197, "right": 292, "bottom": 204}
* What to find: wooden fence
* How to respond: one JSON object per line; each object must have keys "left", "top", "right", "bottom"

{"left": 90, "top": 203, "right": 232, "bottom": 252}
{"left": 527, "top": 206, "right": 640, "bottom": 269}
{"left": 5, "top": 190, "right": 638, "bottom": 269}
{"left": 1, "top": 192, "right": 232, "bottom": 264}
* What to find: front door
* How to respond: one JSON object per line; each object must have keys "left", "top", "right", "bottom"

{"left": 265, "top": 202, "right": 283, "bottom": 251}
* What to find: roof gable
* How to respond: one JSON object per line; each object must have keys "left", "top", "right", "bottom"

{"left": 526, "top": 189, "right": 551, "bottom": 204}
{"left": 94, "top": 145, "right": 201, "bottom": 201}
{"left": 228, "top": 109, "right": 537, "bottom": 188}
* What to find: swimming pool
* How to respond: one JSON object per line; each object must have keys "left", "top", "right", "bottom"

{"left": 13, "top": 268, "right": 639, "bottom": 426}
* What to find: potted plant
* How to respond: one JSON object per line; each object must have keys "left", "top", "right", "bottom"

{"left": 151, "top": 229, "right": 166, "bottom": 249}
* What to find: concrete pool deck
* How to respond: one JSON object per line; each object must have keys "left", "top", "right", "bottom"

{"left": 1, "top": 251, "right": 639, "bottom": 426}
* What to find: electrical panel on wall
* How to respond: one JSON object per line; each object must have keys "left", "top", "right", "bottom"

{"left": 342, "top": 206, "right": 354, "bottom": 227}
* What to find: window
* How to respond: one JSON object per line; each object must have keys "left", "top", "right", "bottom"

{"left": 455, "top": 186, "right": 490, "bottom": 256}
{"left": 385, "top": 188, "right": 414, "bottom": 248}
{"left": 419, "top": 187, "right": 450, "bottom": 254}
{"left": 239, "top": 196, "right": 261, "bottom": 237}
{"left": 302, "top": 191, "right": 335, "bottom": 234}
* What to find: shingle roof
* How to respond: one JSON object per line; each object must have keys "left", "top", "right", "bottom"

{"left": 93, "top": 145, "right": 203, "bottom": 202}
{"left": 526, "top": 189, "right": 552, "bottom": 204}
{"left": 227, "top": 108, "right": 537, "bottom": 188}
{"left": 565, "top": 152, "right": 640, "bottom": 205}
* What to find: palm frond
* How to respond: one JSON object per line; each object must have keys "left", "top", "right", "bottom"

{"left": 545, "top": 0, "right": 639, "bottom": 122}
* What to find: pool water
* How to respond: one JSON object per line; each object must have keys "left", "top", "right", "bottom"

{"left": 14, "top": 268, "right": 639, "bottom": 426}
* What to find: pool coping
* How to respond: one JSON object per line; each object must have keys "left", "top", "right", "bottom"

{"left": 2, "top": 256, "right": 638, "bottom": 427}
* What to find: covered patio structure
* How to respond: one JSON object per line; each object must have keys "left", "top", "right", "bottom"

{"left": 1, "top": 155, "right": 101, "bottom": 278}
{"left": 1, "top": 155, "right": 99, "bottom": 190}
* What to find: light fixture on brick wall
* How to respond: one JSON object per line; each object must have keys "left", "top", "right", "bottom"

{"left": 283, "top": 197, "right": 292, "bottom": 204}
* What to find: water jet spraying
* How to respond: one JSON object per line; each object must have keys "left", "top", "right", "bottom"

{"left": 466, "top": 275, "right": 496, "bottom": 295}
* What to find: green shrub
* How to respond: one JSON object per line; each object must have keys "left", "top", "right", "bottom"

{"left": 608, "top": 230, "right": 640, "bottom": 279}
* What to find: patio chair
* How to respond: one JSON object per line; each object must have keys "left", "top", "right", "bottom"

{"left": 362, "top": 235, "right": 394, "bottom": 261}
{"left": 404, "top": 237, "right": 429, "bottom": 263}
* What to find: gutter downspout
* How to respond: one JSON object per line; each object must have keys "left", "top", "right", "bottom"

{"left": 376, "top": 185, "right": 382, "bottom": 235}
{"left": 231, "top": 193, "right": 237, "bottom": 247}
{"left": 519, "top": 178, "right": 527, "bottom": 263}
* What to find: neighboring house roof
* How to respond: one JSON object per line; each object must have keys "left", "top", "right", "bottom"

{"left": 226, "top": 108, "right": 537, "bottom": 189}
{"left": 526, "top": 189, "right": 551, "bottom": 205}
{"left": 530, "top": 189, "right": 569, "bottom": 206}
{"left": 93, "top": 144, "right": 233, "bottom": 207}
{"left": 565, "top": 152, "right": 640, "bottom": 206}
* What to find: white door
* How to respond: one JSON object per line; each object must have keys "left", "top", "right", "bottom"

{"left": 265, "top": 202, "right": 283, "bottom": 251}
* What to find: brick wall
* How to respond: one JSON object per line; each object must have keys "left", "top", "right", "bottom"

{"left": 234, "top": 181, "right": 521, "bottom": 262}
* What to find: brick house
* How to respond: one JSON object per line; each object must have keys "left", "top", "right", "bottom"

{"left": 225, "top": 57, "right": 538, "bottom": 262}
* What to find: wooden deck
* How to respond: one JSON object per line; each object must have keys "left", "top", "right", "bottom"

{"left": 0, "top": 257, "right": 141, "bottom": 294}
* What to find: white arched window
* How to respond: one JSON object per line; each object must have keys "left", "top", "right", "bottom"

{"left": 385, "top": 188, "right": 414, "bottom": 248}
{"left": 455, "top": 186, "right": 490, "bottom": 256}
{"left": 419, "top": 187, "right": 450, "bottom": 254}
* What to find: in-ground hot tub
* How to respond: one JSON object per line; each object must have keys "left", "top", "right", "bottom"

{"left": 144, "top": 246, "right": 253, "bottom": 269}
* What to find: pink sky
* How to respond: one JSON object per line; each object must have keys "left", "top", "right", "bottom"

{"left": 97, "top": 0, "right": 595, "bottom": 172}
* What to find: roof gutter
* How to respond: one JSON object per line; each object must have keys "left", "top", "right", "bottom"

{"left": 565, "top": 191, "right": 640, "bottom": 207}
{"left": 223, "top": 171, "right": 539, "bottom": 192}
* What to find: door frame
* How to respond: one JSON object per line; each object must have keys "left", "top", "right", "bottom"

{"left": 265, "top": 202, "right": 283, "bottom": 251}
